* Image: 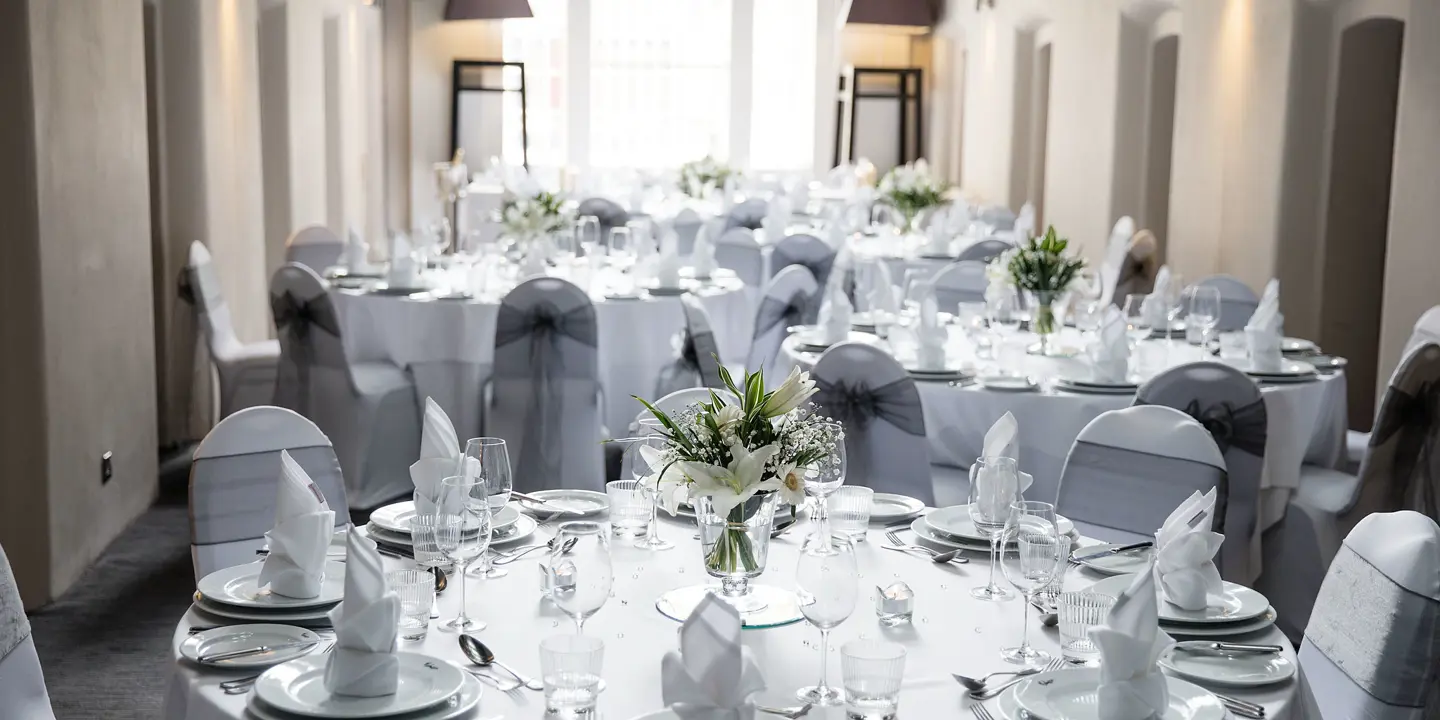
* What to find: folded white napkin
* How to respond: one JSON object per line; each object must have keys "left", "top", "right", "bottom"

{"left": 1014, "top": 202, "right": 1036, "bottom": 240}
{"left": 387, "top": 233, "right": 417, "bottom": 285}
{"left": 1245, "top": 279, "right": 1283, "bottom": 370}
{"left": 1142, "top": 265, "right": 1172, "bottom": 328}
{"left": 1088, "top": 307, "right": 1131, "bottom": 383}
{"left": 325, "top": 530, "right": 401, "bottom": 697}
{"left": 519, "top": 245, "right": 548, "bottom": 278}
{"left": 1089, "top": 564, "right": 1171, "bottom": 720}
{"left": 721, "top": 176, "right": 737, "bottom": 212}
{"left": 629, "top": 186, "right": 648, "bottom": 214}
{"left": 789, "top": 183, "right": 809, "bottom": 214}
{"left": 816, "top": 282, "right": 853, "bottom": 344}
{"left": 975, "top": 412, "right": 1032, "bottom": 511}
{"left": 1099, "top": 217, "right": 1135, "bottom": 307}
{"left": 692, "top": 223, "right": 718, "bottom": 277}
{"left": 947, "top": 204, "right": 972, "bottom": 236}
{"left": 924, "top": 210, "right": 952, "bottom": 255}
{"left": 917, "top": 290, "right": 947, "bottom": 370}
{"left": 258, "top": 451, "right": 335, "bottom": 599}
{"left": 345, "top": 230, "right": 370, "bottom": 272}
{"left": 657, "top": 228, "right": 683, "bottom": 288}
{"left": 868, "top": 261, "right": 900, "bottom": 317}
{"left": 662, "top": 594, "right": 765, "bottom": 720}
{"left": 409, "top": 398, "right": 461, "bottom": 515}
{"left": 1155, "top": 488, "right": 1225, "bottom": 611}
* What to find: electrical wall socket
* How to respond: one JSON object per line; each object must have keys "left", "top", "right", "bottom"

{"left": 101, "top": 451, "right": 113, "bottom": 485}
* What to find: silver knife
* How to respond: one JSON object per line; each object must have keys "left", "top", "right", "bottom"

{"left": 1071, "top": 541, "right": 1153, "bottom": 562}
{"left": 1174, "top": 641, "right": 1284, "bottom": 656}
{"left": 511, "top": 491, "right": 586, "bottom": 516}
{"left": 199, "top": 639, "right": 320, "bottom": 664}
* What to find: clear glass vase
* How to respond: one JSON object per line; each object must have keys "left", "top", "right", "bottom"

{"left": 695, "top": 492, "right": 779, "bottom": 613}
{"left": 1024, "top": 290, "right": 1060, "bottom": 355}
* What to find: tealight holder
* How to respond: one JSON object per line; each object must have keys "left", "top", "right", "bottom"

{"left": 875, "top": 582, "right": 914, "bottom": 627}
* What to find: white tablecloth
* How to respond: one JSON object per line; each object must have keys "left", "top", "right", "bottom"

{"left": 331, "top": 281, "right": 751, "bottom": 438}
{"left": 163, "top": 512, "right": 1299, "bottom": 720}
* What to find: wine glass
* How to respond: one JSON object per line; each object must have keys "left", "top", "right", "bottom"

{"left": 988, "top": 288, "right": 1022, "bottom": 336}
{"left": 969, "top": 457, "right": 1018, "bottom": 601}
{"left": 795, "top": 533, "right": 859, "bottom": 706}
{"left": 576, "top": 216, "right": 602, "bottom": 259}
{"left": 1187, "top": 285, "right": 1221, "bottom": 348}
{"left": 803, "top": 422, "right": 847, "bottom": 532}
{"left": 607, "top": 226, "right": 633, "bottom": 270}
{"left": 1164, "top": 273, "right": 1186, "bottom": 341}
{"left": 631, "top": 434, "right": 675, "bottom": 551}
{"left": 435, "top": 476, "right": 491, "bottom": 632}
{"left": 1123, "top": 293, "right": 1153, "bottom": 378}
{"left": 460, "top": 438, "right": 512, "bottom": 579}
{"left": 999, "top": 501, "right": 1064, "bottom": 664}
{"left": 549, "top": 521, "right": 613, "bottom": 634}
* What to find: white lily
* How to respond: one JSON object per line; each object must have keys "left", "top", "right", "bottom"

{"left": 714, "top": 404, "right": 743, "bottom": 430}
{"left": 775, "top": 462, "right": 807, "bottom": 506}
{"left": 680, "top": 443, "right": 783, "bottom": 519}
{"left": 638, "top": 444, "right": 691, "bottom": 515}
{"left": 759, "top": 367, "right": 818, "bottom": 418}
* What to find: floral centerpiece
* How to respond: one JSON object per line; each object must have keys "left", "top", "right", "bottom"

{"left": 878, "top": 159, "right": 949, "bottom": 234}
{"left": 499, "top": 173, "right": 572, "bottom": 270}
{"left": 991, "top": 225, "right": 1086, "bottom": 353}
{"left": 678, "top": 155, "right": 738, "bottom": 199}
{"left": 635, "top": 366, "right": 841, "bottom": 608}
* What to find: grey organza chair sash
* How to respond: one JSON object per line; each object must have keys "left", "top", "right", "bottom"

{"left": 772, "top": 236, "right": 836, "bottom": 291}
{"left": 752, "top": 295, "right": 806, "bottom": 343}
{"left": 271, "top": 287, "right": 346, "bottom": 415}
{"left": 494, "top": 297, "right": 599, "bottom": 487}
{"left": 813, "top": 375, "right": 931, "bottom": 502}
{"left": 726, "top": 198, "right": 768, "bottom": 231}
{"left": 714, "top": 230, "right": 764, "bottom": 288}
{"left": 576, "top": 197, "right": 629, "bottom": 231}
{"left": 1304, "top": 546, "right": 1440, "bottom": 709}
{"left": 1058, "top": 442, "right": 1227, "bottom": 538}
{"left": 190, "top": 446, "right": 349, "bottom": 547}
{"left": 1352, "top": 344, "right": 1440, "bottom": 526}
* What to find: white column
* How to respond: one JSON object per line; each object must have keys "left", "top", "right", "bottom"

{"left": 728, "top": 0, "right": 754, "bottom": 169}
{"left": 812, "top": 0, "right": 847, "bottom": 175}
{"left": 566, "top": 0, "right": 590, "bottom": 171}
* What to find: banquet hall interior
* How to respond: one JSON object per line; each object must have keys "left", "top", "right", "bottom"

{"left": 3, "top": 0, "right": 1440, "bottom": 718}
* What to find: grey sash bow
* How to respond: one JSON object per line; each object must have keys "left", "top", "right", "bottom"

{"left": 814, "top": 376, "right": 924, "bottom": 484}
{"left": 495, "top": 300, "right": 598, "bottom": 486}
{"left": 271, "top": 291, "right": 343, "bottom": 415}
{"left": 726, "top": 199, "right": 767, "bottom": 231}
{"left": 577, "top": 198, "right": 629, "bottom": 232}
{"left": 752, "top": 295, "right": 807, "bottom": 340}
{"left": 1180, "top": 398, "right": 1267, "bottom": 457}
{"left": 1370, "top": 379, "right": 1440, "bottom": 516}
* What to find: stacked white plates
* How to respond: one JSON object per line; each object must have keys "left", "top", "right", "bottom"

{"left": 1280, "top": 337, "right": 1318, "bottom": 354}
{"left": 909, "top": 506, "right": 1076, "bottom": 551}
{"left": 1053, "top": 375, "right": 1139, "bottom": 395}
{"left": 998, "top": 667, "right": 1228, "bottom": 720}
{"left": 193, "top": 561, "right": 346, "bottom": 625}
{"left": 904, "top": 364, "right": 972, "bottom": 382}
{"left": 181, "top": 624, "right": 328, "bottom": 669}
{"left": 366, "top": 502, "right": 535, "bottom": 547}
{"left": 870, "top": 493, "right": 925, "bottom": 524}
{"left": 246, "top": 653, "right": 481, "bottom": 720}
{"left": 1069, "top": 543, "right": 1155, "bottom": 575}
{"left": 1087, "top": 574, "right": 1278, "bottom": 637}
{"left": 1159, "top": 641, "right": 1297, "bottom": 687}
{"left": 791, "top": 327, "right": 880, "bottom": 354}
{"left": 975, "top": 375, "right": 1039, "bottom": 392}
{"left": 1224, "top": 358, "right": 1319, "bottom": 384}
{"left": 518, "top": 489, "right": 609, "bottom": 518}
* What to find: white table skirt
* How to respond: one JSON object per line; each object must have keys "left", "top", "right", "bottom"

{"left": 331, "top": 282, "right": 751, "bottom": 438}
{"left": 163, "top": 512, "right": 1298, "bottom": 720}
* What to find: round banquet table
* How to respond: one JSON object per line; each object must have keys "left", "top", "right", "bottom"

{"left": 330, "top": 277, "right": 751, "bottom": 439}
{"left": 163, "top": 511, "right": 1300, "bottom": 720}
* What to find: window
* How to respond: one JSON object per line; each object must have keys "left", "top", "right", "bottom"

{"left": 750, "top": 0, "right": 818, "bottom": 173}
{"left": 501, "top": 0, "right": 567, "bottom": 171}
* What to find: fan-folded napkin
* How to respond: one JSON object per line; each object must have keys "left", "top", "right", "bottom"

{"left": 1246, "top": 279, "right": 1283, "bottom": 370}
{"left": 345, "top": 230, "right": 371, "bottom": 273}
{"left": 691, "top": 223, "right": 718, "bottom": 277}
{"left": 816, "top": 281, "right": 853, "bottom": 345}
{"left": 916, "top": 288, "right": 947, "bottom": 370}
{"left": 974, "top": 412, "right": 1032, "bottom": 512}
{"left": 1099, "top": 217, "right": 1135, "bottom": 307}
{"left": 657, "top": 228, "right": 683, "bottom": 288}
{"left": 258, "top": 451, "right": 334, "bottom": 599}
{"left": 1088, "top": 307, "right": 1131, "bottom": 383}
{"left": 661, "top": 594, "right": 765, "bottom": 720}
{"left": 324, "top": 530, "right": 401, "bottom": 697}
{"left": 1014, "top": 202, "right": 1036, "bottom": 240}
{"left": 868, "top": 261, "right": 900, "bottom": 318}
{"left": 409, "top": 398, "right": 461, "bottom": 515}
{"left": 1089, "top": 564, "right": 1171, "bottom": 720}
{"left": 1143, "top": 266, "right": 1172, "bottom": 328}
{"left": 924, "top": 208, "right": 952, "bottom": 255}
{"left": 1155, "top": 488, "right": 1224, "bottom": 611}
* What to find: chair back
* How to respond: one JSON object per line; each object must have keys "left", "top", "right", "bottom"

{"left": 955, "top": 238, "right": 1012, "bottom": 264}
{"left": 1195, "top": 274, "right": 1259, "bottom": 332}
{"left": 654, "top": 296, "right": 726, "bottom": 397}
{"left": 1056, "top": 405, "right": 1227, "bottom": 543}
{"left": 977, "top": 205, "right": 1017, "bottom": 231}
{"left": 745, "top": 265, "right": 819, "bottom": 380}
{"left": 189, "top": 406, "right": 349, "bottom": 579}
{"left": 1298, "top": 511, "right": 1440, "bottom": 719}
{"left": 0, "top": 544, "right": 55, "bottom": 719}
{"left": 811, "top": 343, "right": 935, "bottom": 504}
{"left": 487, "top": 278, "right": 603, "bottom": 491}
{"left": 725, "top": 198, "right": 768, "bottom": 231}
{"left": 1399, "top": 306, "right": 1440, "bottom": 375}
{"left": 1113, "top": 230, "right": 1161, "bottom": 303}
{"left": 576, "top": 197, "right": 629, "bottom": 233}
{"left": 930, "top": 261, "right": 989, "bottom": 313}
{"left": 285, "top": 225, "right": 345, "bottom": 274}
{"left": 270, "top": 263, "right": 350, "bottom": 417}
{"left": 771, "top": 233, "right": 836, "bottom": 322}
{"left": 184, "top": 241, "right": 245, "bottom": 359}
{"left": 1135, "top": 362, "right": 1265, "bottom": 581}
{"left": 632, "top": 386, "right": 743, "bottom": 434}
{"left": 672, "top": 208, "right": 703, "bottom": 257}
{"left": 1349, "top": 343, "right": 1440, "bottom": 533}
{"left": 715, "top": 228, "right": 765, "bottom": 289}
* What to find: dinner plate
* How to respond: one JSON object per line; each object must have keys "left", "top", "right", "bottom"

{"left": 1052, "top": 379, "right": 1139, "bottom": 395}
{"left": 1281, "top": 337, "right": 1318, "bottom": 354}
{"left": 976, "top": 375, "right": 1039, "bottom": 392}
{"left": 1064, "top": 376, "right": 1140, "bottom": 390}
{"left": 792, "top": 329, "right": 879, "bottom": 354}
{"left": 906, "top": 368, "right": 970, "bottom": 382}
{"left": 1088, "top": 574, "right": 1271, "bottom": 624}
{"left": 1303, "top": 354, "right": 1348, "bottom": 372}
{"left": 181, "top": 624, "right": 325, "bottom": 669}
{"left": 1070, "top": 543, "right": 1156, "bottom": 575}
{"left": 255, "top": 653, "right": 467, "bottom": 719}
{"left": 1226, "top": 358, "right": 1318, "bottom": 378}
{"left": 368, "top": 285, "right": 431, "bottom": 296}
{"left": 522, "top": 489, "right": 610, "bottom": 517}
{"left": 1012, "top": 668, "right": 1226, "bottom": 720}
{"left": 1159, "top": 642, "right": 1296, "bottom": 687}
{"left": 247, "top": 671, "right": 482, "bottom": 720}
{"left": 926, "top": 505, "right": 1074, "bottom": 542}
{"left": 644, "top": 286, "right": 688, "bottom": 297}
{"left": 197, "top": 561, "right": 346, "bottom": 610}
{"left": 370, "top": 502, "right": 519, "bottom": 535}
{"left": 1161, "top": 607, "right": 1278, "bottom": 638}
{"left": 192, "top": 593, "right": 335, "bottom": 625}
{"left": 908, "top": 516, "right": 991, "bottom": 551}
{"left": 869, "top": 493, "right": 925, "bottom": 523}
{"left": 489, "top": 513, "right": 538, "bottom": 547}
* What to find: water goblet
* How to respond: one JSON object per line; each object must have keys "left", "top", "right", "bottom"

{"left": 460, "top": 437, "right": 511, "bottom": 579}
{"left": 550, "top": 521, "right": 613, "bottom": 634}
{"left": 795, "top": 533, "right": 859, "bottom": 706}
{"left": 999, "top": 500, "right": 1063, "bottom": 664}
{"left": 969, "top": 457, "right": 1018, "bottom": 601}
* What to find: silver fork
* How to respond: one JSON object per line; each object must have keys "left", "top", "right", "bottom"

{"left": 971, "top": 658, "right": 1066, "bottom": 700}
{"left": 219, "top": 642, "right": 334, "bottom": 694}
{"left": 970, "top": 703, "right": 996, "bottom": 720}
{"left": 883, "top": 529, "right": 968, "bottom": 563}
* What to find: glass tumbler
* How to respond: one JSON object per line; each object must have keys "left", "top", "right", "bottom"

{"left": 385, "top": 569, "right": 434, "bottom": 641}
{"left": 1058, "top": 592, "right": 1117, "bottom": 665}
{"left": 841, "top": 640, "right": 906, "bottom": 720}
{"left": 605, "top": 480, "right": 649, "bottom": 536}
{"left": 540, "top": 634, "right": 604, "bottom": 718}
{"left": 827, "top": 487, "right": 874, "bottom": 541}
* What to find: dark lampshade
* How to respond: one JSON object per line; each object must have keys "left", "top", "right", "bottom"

{"left": 444, "top": 0, "right": 533, "bottom": 21}
{"left": 846, "top": 0, "right": 937, "bottom": 27}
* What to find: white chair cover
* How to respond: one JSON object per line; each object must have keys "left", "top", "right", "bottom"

{"left": 714, "top": 228, "right": 765, "bottom": 290}
{"left": 770, "top": 234, "right": 836, "bottom": 323}
{"left": 285, "top": 226, "right": 345, "bottom": 274}
{"left": 486, "top": 278, "right": 604, "bottom": 492}
{"left": 811, "top": 343, "right": 935, "bottom": 505}
{"left": 977, "top": 205, "right": 1017, "bottom": 231}
{"left": 930, "top": 261, "right": 990, "bottom": 313}
{"left": 576, "top": 197, "right": 629, "bottom": 233}
{"left": 270, "top": 263, "right": 419, "bottom": 508}
{"left": 955, "top": 238, "right": 1012, "bottom": 264}
{"left": 1350, "top": 342, "right": 1440, "bottom": 529}
{"left": 1114, "top": 230, "right": 1161, "bottom": 304}
{"left": 1401, "top": 307, "right": 1440, "bottom": 367}
{"left": 1298, "top": 511, "right": 1440, "bottom": 719}
{"left": 672, "top": 208, "right": 704, "bottom": 258}
{"left": 745, "top": 265, "right": 819, "bottom": 381}
{"left": 189, "top": 406, "right": 350, "bottom": 579}
{"left": 654, "top": 295, "right": 727, "bottom": 398}
{"left": 1056, "top": 406, "right": 1228, "bottom": 544}
{"left": 1099, "top": 217, "right": 1135, "bottom": 309}
{"left": 184, "top": 241, "right": 280, "bottom": 418}
{"left": 0, "top": 544, "right": 56, "bottom": 720}
{"left": 1195, "top": 274, "right": 1259, "bottom": 332}
{"left": 1135, "top": 362, "right": 1266, "bottom": 582}
{"left": 724, "top": 198, "right": 767, "bottom": 232}
{"left": 631, "top": 386, "right": 742, "bottom": 434}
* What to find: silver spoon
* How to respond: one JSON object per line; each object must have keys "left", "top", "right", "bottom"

{"left": 952, "top": 665, "right": 1046, "bottom": 693}
{"left": 458, "top": 634, "right": 544, "bottom": 691}
{"left": 878, "top": 543, "right": 966, "bottom": 564}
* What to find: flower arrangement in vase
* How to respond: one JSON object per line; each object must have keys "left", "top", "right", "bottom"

{"left": 677, "top": 155, "right": 738, "bottom": 199}
{"left": 877, "top": 159, "right": 949, "bottom": 235}
{"left": 991, "top": 225, "right": 1087, "bottom": 354}
{"left": 499, "top": 169, "right": 572, "bottom": 270}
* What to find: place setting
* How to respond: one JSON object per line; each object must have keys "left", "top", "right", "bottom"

{"left": 1052, "top": 308, "right": 1142, "bottom": 396}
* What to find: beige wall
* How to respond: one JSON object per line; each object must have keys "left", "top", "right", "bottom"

{"left": 0, "top": 0, "right": 158, "bottom": 608}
